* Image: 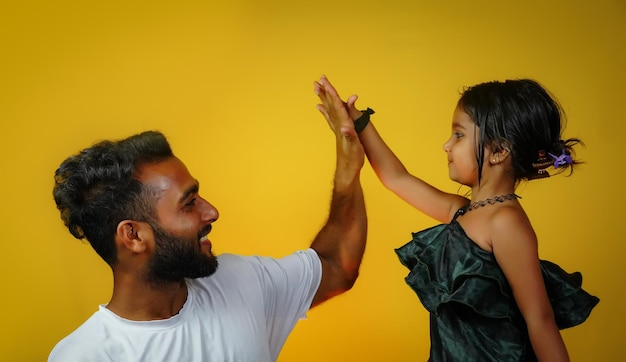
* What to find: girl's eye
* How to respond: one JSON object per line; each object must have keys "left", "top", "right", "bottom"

{"left": 454, "top": 132, "right": 463, "bottom": 138}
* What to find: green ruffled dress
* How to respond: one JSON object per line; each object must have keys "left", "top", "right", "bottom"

{"left": 396, "top": 209, "right": 599, "bottom": 361}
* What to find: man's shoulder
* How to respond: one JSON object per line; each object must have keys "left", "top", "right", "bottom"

{"left": 48, "top": 311, "right": 109, "bottom": 361}
{"left": 216, "top": 249, "right": 319, "bottom": 264}
{"left": 212, "top": 249, "right": 319, "bottom": 276}
{"left": 191, "top": 249, "right": 320, "bottom": 289}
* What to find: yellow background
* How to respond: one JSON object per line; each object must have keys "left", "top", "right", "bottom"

{"left": 1, "top": 0, "right": 622, "bottom": 360}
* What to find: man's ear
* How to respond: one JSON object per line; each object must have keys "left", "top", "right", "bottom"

{"left": 116, "top": 220, "right": 149, "bottom": 253}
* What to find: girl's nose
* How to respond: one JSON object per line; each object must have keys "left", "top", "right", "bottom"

{"left": 443, "top": 139, "right": 451, "bottom": 153}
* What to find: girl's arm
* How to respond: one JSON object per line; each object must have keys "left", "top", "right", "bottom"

{"left": 358, "top": 120, "right": 465, "bottom": 223}
{"left": 491, "top": 207, "right": 570, "bottom": 361}
{"left": 314, "top": 75, "right": 466, "bottom": 223}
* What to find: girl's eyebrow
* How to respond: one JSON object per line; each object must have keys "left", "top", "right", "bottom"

{"left": 452, "top": 122, "right": 467, "bottom": 130}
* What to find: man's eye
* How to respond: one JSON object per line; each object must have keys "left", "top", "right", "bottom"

{"left": 184, "top": 198, "right": 197, "bottom": 209}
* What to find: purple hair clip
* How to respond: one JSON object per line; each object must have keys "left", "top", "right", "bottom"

{"left": 548, "top": 150, "right": 573, "bottom": 168}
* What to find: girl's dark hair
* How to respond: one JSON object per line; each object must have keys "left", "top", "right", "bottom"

{"left": 52, "top": 131, "right": 173, "bottom": 266}
{"left": 458, "top": 79, "right": 582, "bottom": 184}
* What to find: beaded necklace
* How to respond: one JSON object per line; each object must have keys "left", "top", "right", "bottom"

{"left": 466, "top": 193, "right": 521, "bottom": 212}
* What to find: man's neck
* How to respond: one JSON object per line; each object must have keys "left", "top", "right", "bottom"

{"left": 106, "top": 275, "right": 189, "bottom": 321}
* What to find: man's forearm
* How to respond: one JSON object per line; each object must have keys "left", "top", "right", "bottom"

{"left": 311, "top": 167, "right": 367, "bottom": 296}
{"left": 310, "top": 74, "right": 368, "bottom": 306}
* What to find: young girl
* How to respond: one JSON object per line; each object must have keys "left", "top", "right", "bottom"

{"left": 314, "top": 75, "right": 599, "bottom": 361}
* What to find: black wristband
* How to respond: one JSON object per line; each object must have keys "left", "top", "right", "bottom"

{"left": 354, "top": 108, "right": 375, "bottom": 133}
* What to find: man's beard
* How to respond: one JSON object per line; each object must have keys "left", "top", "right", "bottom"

{"left": 145, "top": 223, "right": 218, "bottom": 285}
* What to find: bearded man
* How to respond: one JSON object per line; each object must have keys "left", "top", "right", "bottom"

{"left": 48, "top": 77, "right": 367, "bottom": 361}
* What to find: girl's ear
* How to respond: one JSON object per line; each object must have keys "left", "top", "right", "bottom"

{"left": 489, "top": 142, "right": 511, "bottom": 165}
{"left": 116, "top": 220, "right": 149, "bottom": 253}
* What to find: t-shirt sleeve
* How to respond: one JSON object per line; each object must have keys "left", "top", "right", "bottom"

{"left": 262, "top": 248, "right": 322, "bottom": 317}
{"left": 241, "top": 248, "right": 322, "bottom": 357}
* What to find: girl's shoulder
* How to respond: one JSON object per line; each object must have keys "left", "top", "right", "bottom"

{"left": 488, "top": 205, "right": 534, "bottom": 233}
{"left": 488, "top": 205, "right": 538, "bottom": 251}
{"left": 457, "top": 204, "right": 535, "bottom": 252}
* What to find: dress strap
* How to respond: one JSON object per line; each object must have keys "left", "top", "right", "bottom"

{"left": 453, "top": 206, "right": 469, "bottom": 221}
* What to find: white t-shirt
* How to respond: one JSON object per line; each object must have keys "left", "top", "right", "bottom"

{"left": 48, "top": 249, "right": 322, "bottom": 362}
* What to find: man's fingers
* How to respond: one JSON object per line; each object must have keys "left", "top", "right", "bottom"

{"left": 319, "top": 75, "right": 340, "bottom": 98}
{"left": 316, "top": 104, "right": 335, "bottom": 131}
{"left": 315, "top": 75, "right": 355, "bottom": 135}
{"left": 316, "top": 104, "right": 329, "bottom": 119}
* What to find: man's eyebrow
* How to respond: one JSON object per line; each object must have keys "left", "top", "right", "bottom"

{"left": 178, "top": 180, "right": 199, "bottom": 204}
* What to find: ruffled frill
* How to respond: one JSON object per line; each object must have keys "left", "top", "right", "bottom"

{"left": 395, "top": 221, "right": 599, "bottom": 329}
